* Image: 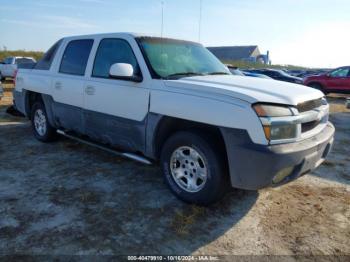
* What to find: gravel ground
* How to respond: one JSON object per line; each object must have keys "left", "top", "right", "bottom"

{"left": 0, "top": 82, "right": 349, "bottom": 258}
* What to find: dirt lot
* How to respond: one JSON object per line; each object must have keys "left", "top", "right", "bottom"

{"left": 0, "top": 81, "right": 349, "bottom": 257}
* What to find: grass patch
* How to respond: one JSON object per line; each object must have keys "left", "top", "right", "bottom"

{"left": 171, "top": 205, "right": 206, "bottom": 236}
{"left": 0, "top": 50, "right": 44, "bottom": 61}
{"left": 49, "top": 186, "right": 101, "bottom": 206}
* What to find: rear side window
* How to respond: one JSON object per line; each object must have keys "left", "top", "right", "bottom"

{"left": 35, "top": 39, "right": 62, "bottom": 70}
{"left": 92, "top": 38, "right": 139, "bottom": 78}
{"left": 59, "top": 39, "right": 93, "bottom": 76}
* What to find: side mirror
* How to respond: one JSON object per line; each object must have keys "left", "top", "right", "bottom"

{"left": 109, "top": 63, "right": 142, "bottom": 82}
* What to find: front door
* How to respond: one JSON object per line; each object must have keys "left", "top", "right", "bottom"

{"left": 325, "top": 67, "right": 350, "bottom": 91}
{"left": 83, "top": 38, "right": 150, "bottom": 152}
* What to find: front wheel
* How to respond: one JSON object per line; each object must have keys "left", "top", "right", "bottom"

{"left": 31, "top": 101, "right": 57, "bottom": 142}
{"left": 160, "top": 131, "right": 229, "bottom": 205}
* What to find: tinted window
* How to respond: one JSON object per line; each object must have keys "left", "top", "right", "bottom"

{"left": 35, "top": 40, "right": 63, "bottom": 70}
{"left": 59, "top": 39, "right": 93, "bottom": 76}
{"left": 330, "top": 68, "right": 349, "bottom": 78}
{"left": 262, "top": 71, "right": 275, "bottom": 77}
{"left": 92, "top": 38, "right": 140, "bottom": 78}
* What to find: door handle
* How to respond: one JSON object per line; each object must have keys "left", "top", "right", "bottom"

{"left": 55, "top": 82, "right": 62, "bottom": 90}
{"left": 85, "top": 85, "right": 95, "bottom": 95}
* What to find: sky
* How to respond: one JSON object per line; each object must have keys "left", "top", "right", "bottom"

{"left": 0, "top": 0, "right": 349, "bottom": 68}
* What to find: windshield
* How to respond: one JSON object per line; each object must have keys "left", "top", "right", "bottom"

{"left": 137, "top": 37, "right": 230, "bottom": 79}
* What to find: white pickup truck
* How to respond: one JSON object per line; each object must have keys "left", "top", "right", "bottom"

{"left": 0, "top": 56, "right": 36, "bottom": 80}
{"left": 14, "top": 33, "right": 335, "bottom": 205}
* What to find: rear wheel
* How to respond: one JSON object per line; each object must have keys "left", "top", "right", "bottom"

{"left": 31, "top": 101, "right": 57, "bottom": 142}
{"left": 160, "top": 131, "right": 229, "bottom": 205}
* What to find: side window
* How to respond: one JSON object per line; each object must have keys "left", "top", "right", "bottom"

{"left": 264, "top": 71, "right": 275, "bottom": 77}
{"left": 35, "top": 39, "right": 63, "bottom": 70}
{"left": 59, "top": 39, "right": 93, "bottom": 76}
{"left": 92, "top": 38, "right": 140, "bottom": 78}
{"left": 330, "top": 68, "right": 349, "bottom": 78}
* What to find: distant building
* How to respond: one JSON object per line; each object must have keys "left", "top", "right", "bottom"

{"left": 207, "top": 45, "right": 271, "bottom": 64}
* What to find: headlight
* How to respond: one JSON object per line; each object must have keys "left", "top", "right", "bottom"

{"left": 253, "top": 103, "right": 299, "bottom": 143}
{"left": 253, "top": 104, "right": 293, "bottom": 117}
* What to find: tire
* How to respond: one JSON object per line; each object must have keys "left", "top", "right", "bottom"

{"left": 160, "top": 131, "right": 229, "bottom": 205}
{"left": 308, "top": 83, "right": 328, "bottom": 94}
{"left": 31, "top": 101, "right": 57, "bottom": 142}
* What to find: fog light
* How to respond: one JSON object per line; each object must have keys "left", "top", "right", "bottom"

{"left": 273, "top": 167, "right": 294, "bottom": 184}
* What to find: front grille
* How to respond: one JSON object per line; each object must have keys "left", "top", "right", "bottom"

{"left": 302, "top": 120, "right": 320, "bottom": 133}
{"left": 297, "top": 98, "right": 323, "bottom": 113}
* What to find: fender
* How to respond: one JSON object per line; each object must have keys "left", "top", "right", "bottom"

{"left": 149, "top": 89, "right": 267, "bottom": 145}
{"left": 41, "top": 94, "right": 58, "bottom": 128}
{"left": 22, "top": 90, "right": 57, "bottom": 128}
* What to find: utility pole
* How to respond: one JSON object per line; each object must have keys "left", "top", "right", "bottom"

{"left": 198, "top": 0, "right": 202, "bottom": 42}
{"left": 161, "top": 0, "right": 164, "bottom": 38}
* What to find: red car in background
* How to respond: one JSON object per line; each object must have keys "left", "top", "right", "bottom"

{"left": 303, "top": 66, "right": 350, "bottom": 94}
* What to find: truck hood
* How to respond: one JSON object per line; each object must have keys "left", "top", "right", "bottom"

{"left": 164, "top": 75, "right": 324, "bottom": 106}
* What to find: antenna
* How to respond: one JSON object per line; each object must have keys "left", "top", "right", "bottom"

{"left": 198, "top": 0, "right": 202, "bottom": 42}
{"left": 161, "top": 0, "right": 164, "bottom": 38}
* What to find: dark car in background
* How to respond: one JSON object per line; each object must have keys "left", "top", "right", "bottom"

{"left": 226, "top": 65, "right": 245, "bottom": 76}
{"left": 241, "top": 71, "right": 271, "bottom": 79}
{"left": 246, "top": 69, "right": 303, "bottom": 84}
{"left": 303, "top": 66, "right": 350, "bottom": 94}
{"left": 287, "top": 70, "right": 305, "bottom": 77}
{"left": 226, "top": 65, "right": 271, "bottom": 79}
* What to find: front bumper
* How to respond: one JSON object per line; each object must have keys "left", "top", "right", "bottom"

{"left": 220, "top": 122, "right": 335, "bottom": 190}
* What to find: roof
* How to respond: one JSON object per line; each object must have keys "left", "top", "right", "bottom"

{"left": 63, "top": 32, "right": 143, "bottom": 40}
{"left": 62, "top": 32, "right": 201, "bottom": 45}
{"left": 207, "top": 46, "right": 259, "bottom": 60}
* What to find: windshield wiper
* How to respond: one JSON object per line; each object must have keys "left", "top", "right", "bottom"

{"left": 207, "top": 72, "right": 230, "bottom": 75}
{"left": 164, "top": 72, "right": 204, "bottom": 79}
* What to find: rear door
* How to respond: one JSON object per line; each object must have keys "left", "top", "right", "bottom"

{"left": 83, "top": 37, "right": 150, "bottom": 151}
{"left": 52, "top": 39, "right": 94, "bottom": 133}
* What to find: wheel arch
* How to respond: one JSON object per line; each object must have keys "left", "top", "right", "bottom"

{"left": 147, "top": 114, "right": 228, "bottom": 162}
{"left": 24, "top": 91, "right": 56, "bottom": 127}
{"left": 24, "top": 90, "right": 43, "bottom": 118}
{"left": 307, "top": 81, "right": 324, "bottom": 89}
